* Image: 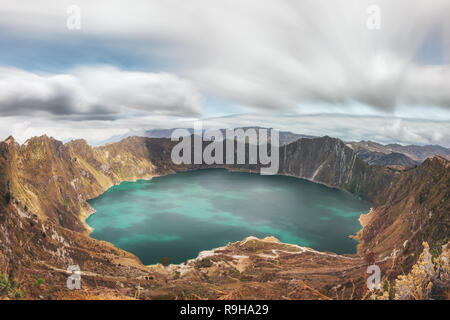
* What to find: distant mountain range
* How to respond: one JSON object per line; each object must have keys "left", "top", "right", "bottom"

{"left": 143, "top": 127, "right": 315, "bottom": 146}
{"left": 352, "top": 149, "right": 419, "bottom": 167}
{"left": 96, "top": 128, "right": 449, "bottom": 168}
{"left": 96, "top": 127, "right": 315, "bottom": 147}
{"left": 347, "top": 141, "right": 450, "bottom": 167}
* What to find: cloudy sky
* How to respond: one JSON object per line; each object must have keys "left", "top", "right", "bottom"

{"left": 0, "top": 0, "right": 449, "bottom": 146}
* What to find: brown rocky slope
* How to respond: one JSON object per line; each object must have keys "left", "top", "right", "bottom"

{"left": 0, "top": 135, "right": 448, "bottom": 299}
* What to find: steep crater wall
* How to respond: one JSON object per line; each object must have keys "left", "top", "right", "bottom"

{"left": 0, "top": 135, "right": 448, "bottom": 299}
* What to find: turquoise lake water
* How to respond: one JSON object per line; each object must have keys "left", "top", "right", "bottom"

{"left": 86, "top": 169, "right": 370, "bottom": 265}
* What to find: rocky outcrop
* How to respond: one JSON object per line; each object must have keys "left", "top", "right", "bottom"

{"left": 0, "top": 134, "right": 448, "bottom": 300}
{"left": 0, "top": 136, "right": 157, "bottom": 233}
{"left": 356, "top": 157, "right": 449, "bottom": 265}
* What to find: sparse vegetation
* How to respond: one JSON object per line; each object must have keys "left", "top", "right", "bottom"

{"left": 0, "top": 273, "right": 25, "bottom": 299}
{"left": 63, "top": 197, "right": 70, "bottom": 207}
{"left": 394, "top": 242, "right": 448, "bottom": 300}
{"left": 365, "top": 242, "right": 449, "bottom": 300}
{"left": 195, "top": 258, "right": 213, "bottom": 269}
{"left": 229, "top": 268, "right": 241, "bottom": 279}
{"left": 4, "top": 192, "right": 11, "bottom": 205}
{"left": 33, "top": 278, "right": 45, "bottom": 288}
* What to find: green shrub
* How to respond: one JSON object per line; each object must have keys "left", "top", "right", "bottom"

{"left": 0, "top": 273, "right": 25, "bottom": 299}
{"left": 389, "top": 286, "right": 395, "bottom": 300}
{"left": 63, "top": 198, "right": 70, "bottom": 207}
{"left": 0, "top": 273, "right": 9, "bottom": 292}
{"left": 33, "top": 278, "right": 45, "bottom": 288}
{"left": 430, "top": 248, "right": 440, "bottom": 260}
{"left": 383, "top": 280, "right": 389, "bottom": 291}
{"left": 4, "top": 192, "right": 11, "bottom": 204}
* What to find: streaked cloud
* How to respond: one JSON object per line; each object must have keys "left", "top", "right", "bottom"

{"left": 1, "top": 0, "right": 449, "bottom": 112}
{"left": 0, "top": 66, "right": 202, "bottom": 117}
{"left": 0, "top": 0, "right": 449, "bottom": 146}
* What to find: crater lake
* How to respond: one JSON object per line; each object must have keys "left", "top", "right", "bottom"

{"left": 86, "top": 169, "right": 370, "bottom": 265}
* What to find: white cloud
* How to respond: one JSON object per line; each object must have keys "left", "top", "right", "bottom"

{"left": 0, "top": 66, "right": 202, "bottom": 117}
{"left": 0, "top": 0, "right": 449, "bottom": 147}
{"left": 1, "top": 0, "right": 449, "bottom": 112}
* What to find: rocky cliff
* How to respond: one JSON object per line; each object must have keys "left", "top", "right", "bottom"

{"left": 0, "top": 134, "right": 448, "bottom": 299}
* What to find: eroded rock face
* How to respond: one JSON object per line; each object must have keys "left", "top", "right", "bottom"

{"left": 357, "top": 157, "right": 450, "bottom": 263}
{"left": 0, "top": 135, "right": 448, "bottom": 299}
